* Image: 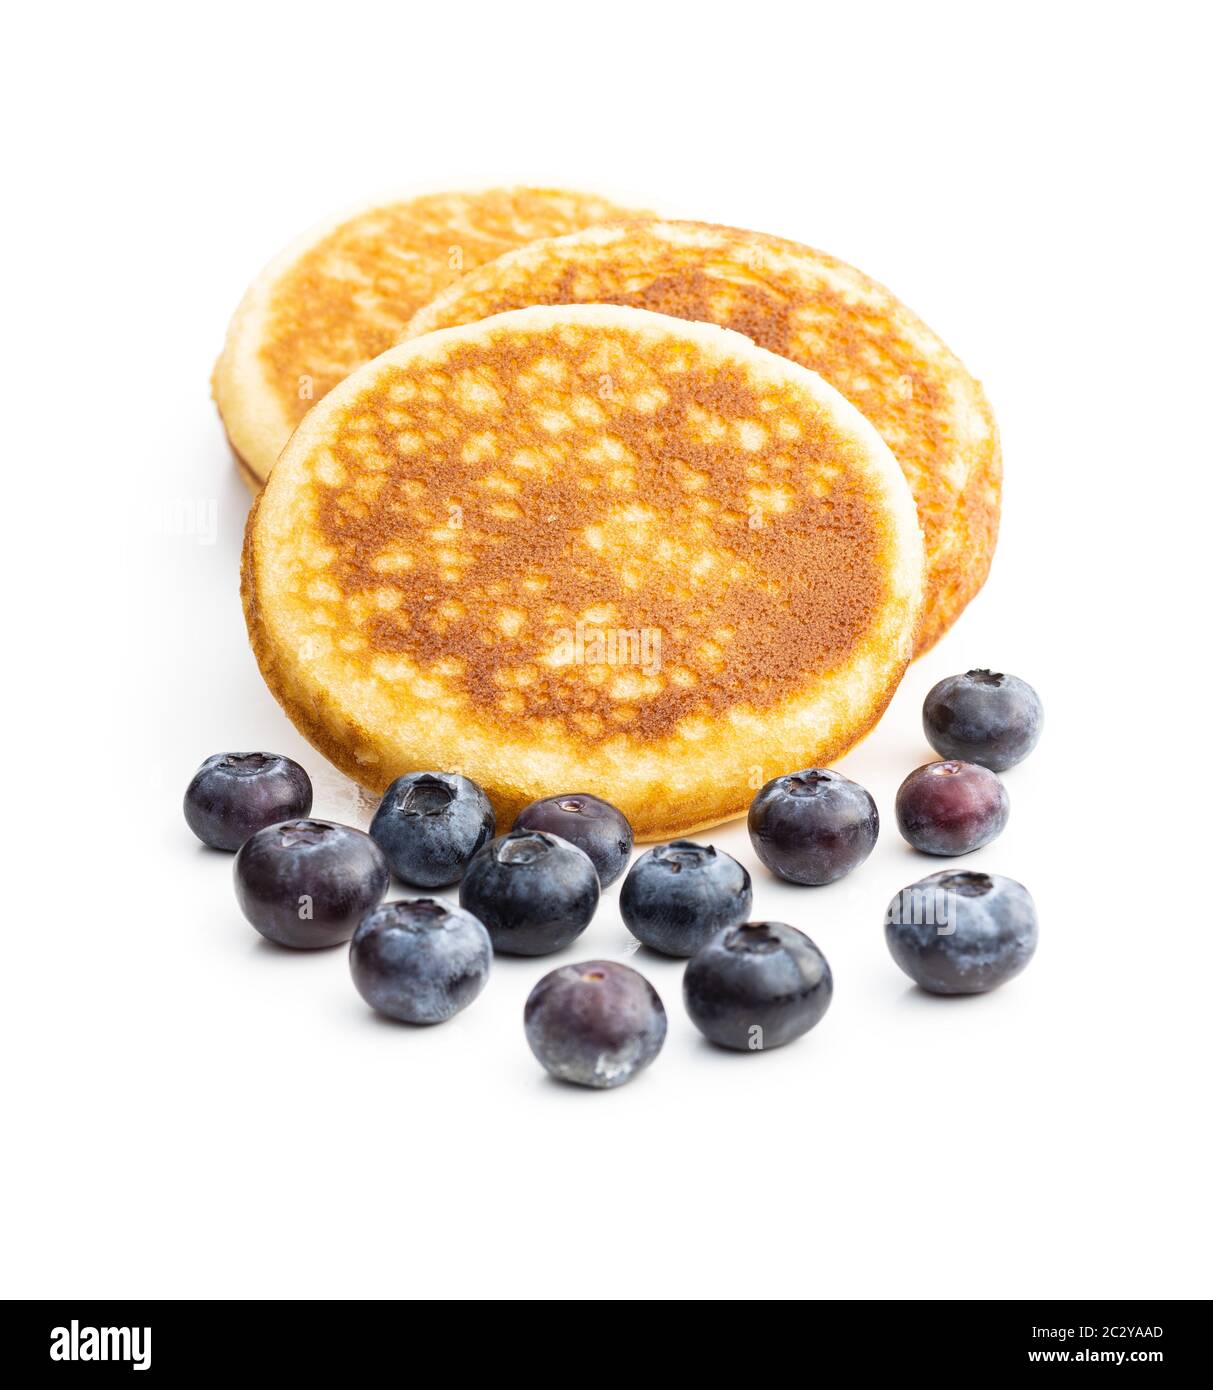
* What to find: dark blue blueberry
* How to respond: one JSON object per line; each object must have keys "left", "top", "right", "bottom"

{"left": 234, "top": 819, "right": 388, "bottom": 949}
{"left": 684, "top": 922, "right": 833, "bottom": 1051}
{"left": 924, "top": 669, "right": 1043, "bottom": 772}
{"left": 885, "top": 870, "right": 1037, "bottom": 994}
{"left": 620, "top": 840, "right": 751, "bottom": 957}
{"left": 350, "top": 898, "right": 492, "bottom": 1023}
{"left": 896, "top": 760, "right": 1009, "bottom": 855}
{"left": 459, "top": 830, "right": 599, "bottom": 956}
{"left": 513, "top": 794, "right": 633, "bottom": 887}
{"left": 370, "top": 772, "right": 495, "bottom": 888}
{"left": 524, "top": 960, "right": 666, "bottom": 1088}
{"left": 184, "top": 752, "right": 312, "bottom": 851}
{"left": 747, "top": 768, "right": 878, "bottom": 885}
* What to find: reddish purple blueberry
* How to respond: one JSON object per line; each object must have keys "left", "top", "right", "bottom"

{"left": 513, "top": 793, "right": 633, "bottom": 887}
{"left": 524, "top": 960, "right": 667, "bottom": 1088}
{"left": 895, "top": 760, "right": 1009, "bottom": 856}
{"left": 184, "top": 752, "right": 312, "bottom": 852}
{"left": 235, "top": 819, "right": 388, "bottom": 949}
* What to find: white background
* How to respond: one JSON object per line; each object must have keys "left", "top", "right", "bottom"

{"left": 4, "top": 1, "right": 1210, "bottom": 1300}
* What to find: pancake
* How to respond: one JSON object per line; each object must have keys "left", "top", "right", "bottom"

{"left": 403, "top": 220, "right": 999, "bottom": 655}
{"left": 213, "top": 188, "right": 645, "bottom": 487}
{"left": 243, "top": 304, "right": 924, "bottom": 840}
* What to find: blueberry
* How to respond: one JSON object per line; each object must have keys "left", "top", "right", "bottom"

{"left": 923, "top": 669, "right": 1043, "bottom": 771}
{"left": 370, "top": 772, "right": 495, "bottom": 887}
{"left": 184, "top": 752, "right": 312, "bottom": 851}
{"left": 895, "top": 760, "right": 1009, "bottom": 855}
{"left": 620, "top": 841, "right": 751, "bottom": 957}
{"left": 683, "top": 922, "right": 833, "bottom": 1051}
{"left": 524, "top": 960, "right": 666, "bottom": 1088}
{"left": 349, "top": 898, "right": 491, "bottom": 1023}
{"left": 885, "top": 870, "right": 1037, "bottom": 994}
{"left": 459, "top": 830, "right": 599, "bottom": 955}
{"left": 234, "top": 819, "right": 388, "bottom": 949}
{"left": 747, "top": 768, "right": 878, "bottom": 885}
{"left": 513, "top": 794, "right": 633, "bottom": 887}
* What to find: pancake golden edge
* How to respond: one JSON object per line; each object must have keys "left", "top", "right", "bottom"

{"left": 243, "top": 304, "right": 924, "bottom": 840}
{"left": 213, "top": 187, "right": 647, "bottom": 487}
{"left": 403, "top": 219, "right": 999, "bottom": 655}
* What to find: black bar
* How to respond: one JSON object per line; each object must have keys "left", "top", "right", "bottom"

{"left": 2, "top": 1299, "right": 1204, "bottom": 1377}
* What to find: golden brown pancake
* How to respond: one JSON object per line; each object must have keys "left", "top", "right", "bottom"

{"left": 243, "top": 305, "right": 924, "bottom": 839}
{"left": 213, "top": 188, "right": 646, "bottom": 486}
{"left": 404, "top": 220, "right": 999, "bottom": 654}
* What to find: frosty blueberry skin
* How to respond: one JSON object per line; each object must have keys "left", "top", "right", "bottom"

{"left": 459, "top": 830, "right": 600, "bottom": 956}
{"left": 234, "top": 819, "right": 389, "bottom": 949}
{"left": 350, "top": 899, "right": 492, "bottom": 1023}
{"left": 923, "top": 669, "right": 1043, "bottom": 772}
{"left": 620, "top": 841, "right": 751, "bottom": 957}
{"left": 895, "top": 760, "right": 1009, "bottom": 855}
{"left": 370, "top": 772, "right": 495, "bottom": 888}
{"left": 747, "top": 769, "right": 878, "bottom": 885}
{"left": 513, "top": 794, "right": 633, "bottom": 888}
{"left": 683, "top": 922, "right": 833, "bottom": 1051}
{"left": 884, "top": 870, "right": 1037, "bottom": 994}
{"left": 184, "top": 752, "right": 312, "bottom": 851}
{"left": 524, "top": 960, "right": 667, "bottom": 1088}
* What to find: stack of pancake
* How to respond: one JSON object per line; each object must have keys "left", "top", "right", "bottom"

{"left": 220, "top": 187, "right": 999, "bottom": 838}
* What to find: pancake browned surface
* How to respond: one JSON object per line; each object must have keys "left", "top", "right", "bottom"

{"left": 404, "top": 220, "right": 999, "bottom": 655}
{"left": 243, "top": 305, "right": 923, "bottom": 839}
{"left": 213, "top": 188, "right": 645, "bottom": 486}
